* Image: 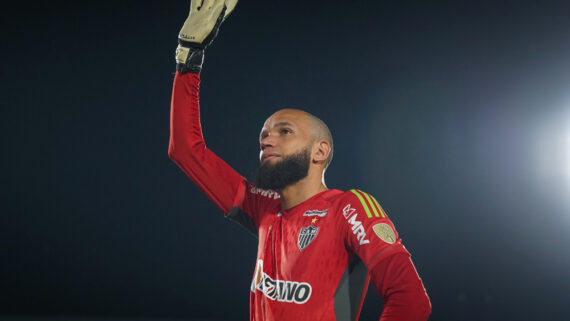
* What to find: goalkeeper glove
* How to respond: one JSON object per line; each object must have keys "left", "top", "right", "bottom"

{"left": 175, "top": 0, "right": 238, "bottom": 73}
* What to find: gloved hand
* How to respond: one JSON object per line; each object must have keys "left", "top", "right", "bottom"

{"left": 175, "top": 0, "right": 238, "bottom": 73}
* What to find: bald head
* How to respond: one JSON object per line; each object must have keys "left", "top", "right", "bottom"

{"left": 304, "top": 111, "right": 334, "bottom": 169}
{"left": 267, "top": 108, "right": 334, "bottom": 169}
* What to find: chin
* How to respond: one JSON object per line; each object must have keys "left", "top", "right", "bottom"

{"left": 255, "top": 148, "right": 311, "bottom": 191}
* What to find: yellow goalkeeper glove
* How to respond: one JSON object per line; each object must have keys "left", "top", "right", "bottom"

{"left": 175, "top": 0, "right": 238, "bottom": 73}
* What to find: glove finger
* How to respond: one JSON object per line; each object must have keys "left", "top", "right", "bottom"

{"left": 207, "top": 1, "right": 226, "bottom": 21}
{"left": 180, "top": 0, "right": 223, "bottom": 43}
{"left": 190, "top": 0, "right": 202, "bottom": 11}
{"left": 223, "top": 0, "right": 238, "bottom": 20}
{"left": 200, "top": 0, "right": 217, "bottom": 11}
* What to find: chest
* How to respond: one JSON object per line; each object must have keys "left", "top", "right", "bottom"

{"left": 255, "top": 207, "right": 349, "bottom": 278}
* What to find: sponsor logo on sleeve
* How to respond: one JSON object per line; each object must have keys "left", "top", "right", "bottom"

{"left": 372, "top": 223, "right": 396, "bottom": 244}
{"left": 298, "top": 225, "right": 319, "bottom": 250}
{"left": 249, "top": 186, "right": 281, "bottom": 199}
{"left": 302, "top": 209, "right": 329, "bottom": 217}
{"left": 342, "top": 204, "right": 356, "bottom": 218}
{"left": 250, "top": 260, "right": 312, "bottom": 304}
{"left": 343, "top": 204, "right": 370, "bottom": 245}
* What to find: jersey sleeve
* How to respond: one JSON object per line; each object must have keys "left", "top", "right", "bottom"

{"left": 339, "top": 189, "right": 409, "bottom": 269}
{"left": 369, "top": 252, "right": 431, "bottom": 321}
{"left": 168, "top": 72, "right": 273, "bottom": 234}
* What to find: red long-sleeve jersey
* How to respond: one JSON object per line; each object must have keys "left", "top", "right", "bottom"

{"left": 169, "top": 72, "right": 431, "bottom": 321}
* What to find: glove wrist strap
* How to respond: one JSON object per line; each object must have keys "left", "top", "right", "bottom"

{"left": 174, "top": 4, "right": 228, "bottom": 74}
{"left": 175, "top": 43, "right": 204, "bottom": 74}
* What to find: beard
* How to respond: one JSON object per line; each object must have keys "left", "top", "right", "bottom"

{"left": 254, "top": 146, "right": 311, "bottom": 192}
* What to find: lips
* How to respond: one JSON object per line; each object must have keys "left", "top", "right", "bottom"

{"left": 261, "top": 153, "right": 280, "bottom": 163}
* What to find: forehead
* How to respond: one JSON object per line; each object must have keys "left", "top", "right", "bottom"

{"left": 262, "top": 109, "right": 310, "bottom": 130}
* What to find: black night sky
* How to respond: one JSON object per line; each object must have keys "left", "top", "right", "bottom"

{"left": 4, "top": 1, "right": 570, "bottom": 320}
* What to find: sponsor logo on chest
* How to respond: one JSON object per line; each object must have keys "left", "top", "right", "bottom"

{"left": 302, "top": 209, "right": 328, "bottom": 217}
{"left": 343, "top": 204, "right": 370, "bottom": 245}
{"left": 251, "top": 260, "right": 312, "bottom": 304}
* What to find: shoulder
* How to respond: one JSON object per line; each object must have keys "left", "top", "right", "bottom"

{"left": 246, "top": 183, "right": 281, "bottom": 201}
{"left": 329, "top": 188, "right": 388, "bottom": 220}
{"left": 242, "top": 181, "right": 281, "bottom": 212}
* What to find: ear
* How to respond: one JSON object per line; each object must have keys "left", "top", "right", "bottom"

{"left": 312, "top": 140, "right": 331, "bottom": 165}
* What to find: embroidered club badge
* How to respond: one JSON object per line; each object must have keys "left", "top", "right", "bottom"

{"left": 298, "top": 225, "right": 319, "bottom": 251}
{"left": 372, "top": 223, "right": 396, "bottom": 244}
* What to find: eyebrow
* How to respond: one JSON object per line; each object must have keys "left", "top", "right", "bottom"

{"left": 259, "top": 121, "right": 296, "bottom": 139}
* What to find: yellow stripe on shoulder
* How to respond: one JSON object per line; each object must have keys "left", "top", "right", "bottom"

{"left": 349, "top": 189, "right": 373, "bottom": 218}
{"left": 369, "top": 194, "right": 387, "bottom": 218}
{"left": 359, "top": 190, "right": 381, "bottom": 218}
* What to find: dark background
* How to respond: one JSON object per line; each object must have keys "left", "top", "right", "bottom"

{"left": 4, "top": 0, "right": 570, "bottom": 320}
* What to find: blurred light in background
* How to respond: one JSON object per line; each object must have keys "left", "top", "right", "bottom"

{"left": 566, "top": 112, "right": 570, "bottom": 185}
{"left": 531, "top": 103, "right": 570, "bottom": 217}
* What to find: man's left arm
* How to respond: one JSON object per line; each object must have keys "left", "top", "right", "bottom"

{"left": 369, "top": 252, "right": 431, "bottom": 321}
{"left": 341, "top": 189, "right": 431, "bottom": 321}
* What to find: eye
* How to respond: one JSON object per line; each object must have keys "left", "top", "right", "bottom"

{"left": 259, "top": 131, "right": 268, "bottom": 141}
{"left": 280, "top": 128, "right": 292, "bottom": 135}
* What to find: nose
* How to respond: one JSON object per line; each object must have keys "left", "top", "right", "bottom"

{"left": 260, "top": 134, "right": 276, "bottom": 151}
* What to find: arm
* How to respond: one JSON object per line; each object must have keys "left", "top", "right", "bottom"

{"left": 340, "top": 189, "right": 431, "bottom": 320}
{"left": 169, "top": 72, "right": 244, "bottom": 213}
{"left": 370, "top": 252, "right": 431, "bottom": 321}
{"left": 168, "top": 0, "right": 243, "bottom": 213}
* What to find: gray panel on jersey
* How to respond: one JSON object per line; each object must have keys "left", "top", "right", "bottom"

{"left": 227, "top": 206, "right": 258, "bottom": 238}
{"left": 333, "top": 257, "right": 369, "bottom": 321}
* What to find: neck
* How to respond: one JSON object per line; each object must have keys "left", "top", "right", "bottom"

{"left": 279, "top": 168, "right": 327, "bottom": 210}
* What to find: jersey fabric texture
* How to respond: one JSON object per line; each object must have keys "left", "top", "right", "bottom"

{"left": 231, "top": 183, "right": 408, "bottom": 321}
{"left": 168, "top": 72, "right": 431, "bottom": 321}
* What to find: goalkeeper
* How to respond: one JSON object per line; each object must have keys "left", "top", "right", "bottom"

{"left": 169, "top": 1, "right": 431, "bottom": 320}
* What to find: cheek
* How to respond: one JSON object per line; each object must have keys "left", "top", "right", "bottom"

{"left": 283, "top": 141, "right": 303, "bottom": 155}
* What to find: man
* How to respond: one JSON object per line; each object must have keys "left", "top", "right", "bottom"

{"left": 168, "top": 1, "right": 431, "bottom": 320}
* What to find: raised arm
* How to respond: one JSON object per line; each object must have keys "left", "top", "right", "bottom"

{"left": 168, "top": 0, "right": 242, "bottom": 213}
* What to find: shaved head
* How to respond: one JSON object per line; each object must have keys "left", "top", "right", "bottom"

{"left": 257, "top": 108, "right": 334, "bottom": 191}
{"left": 304, "top": 111, "right": 334, "bottom": 169}
{"left": 269, "top": 108, "right": 334, "bottom": 169}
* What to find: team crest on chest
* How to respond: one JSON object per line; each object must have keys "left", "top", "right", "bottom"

{"left": 298, "top": 225, "right": 319, "bottom": 251}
